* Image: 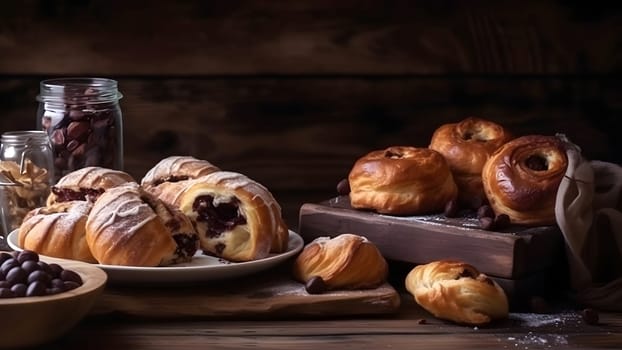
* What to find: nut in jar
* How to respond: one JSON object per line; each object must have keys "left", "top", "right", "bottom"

{"left": 0, "top": 131, "right": 54, "bottom": 240}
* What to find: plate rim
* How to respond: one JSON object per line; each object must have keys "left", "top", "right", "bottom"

{"left": 7, "top": 229, "right": 303, "bottom": 273}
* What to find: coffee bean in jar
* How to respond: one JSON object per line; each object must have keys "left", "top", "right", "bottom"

{"left": 36, "top": 78, "right": 124, "bottom": 182}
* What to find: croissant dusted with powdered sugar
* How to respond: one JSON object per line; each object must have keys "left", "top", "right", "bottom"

{"left": 292, "top": 233, "right": 388, "bottom": 290}
{"left": 18, "top": 200, "right": 96, "bottom": 263}
{"left": 85, "top": 183, "right": 199, "bottom": 266}
{"left": 47, "top": 166, "right": 135, "bottom": 206}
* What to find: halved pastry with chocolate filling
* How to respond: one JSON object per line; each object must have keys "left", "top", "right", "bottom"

{"left": 47, "top": 166, "right": 136, "bottom": 206}
{"left": 85, "top": 183, "right": 199, "bottom": 266}
{"left": 176, "top": 171, "right": 289, "bottom": 262}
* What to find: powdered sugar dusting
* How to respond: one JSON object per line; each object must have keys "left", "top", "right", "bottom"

{"left": 141, "top": 156, "right": 219, "bottom": 186}
{"left": 56, "top": 166, "right": 133, "bottom": 188}
{"left": 496, "top": 312, "right": 583, "bottom": 349}
{"left": 502, "top": 333, "right": 568, "bottom": 349}
{"left": 509, "top": 312, "right": 581, "bottom": 328}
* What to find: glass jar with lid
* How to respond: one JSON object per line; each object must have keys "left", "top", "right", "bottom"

{"left": 36, "top": 77, "right": 124, "bottom": 182}
{"left": 0, "top": 131, "right": 54, "bottom": 241}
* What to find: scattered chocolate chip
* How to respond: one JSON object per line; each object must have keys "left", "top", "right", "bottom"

{"left": 443, "top": 199, "right": 459, "bottom": 218}
{"left": 305, "top": 276, "right": 328, "bottom": 294}
{"left": 529, "top": 296, "right": 552, "bottom": 314}
{"left": 416, "top": 319, "right": 427, "bottom": 324}
{"left": 479, "top": 216, "right": 494, "bottom": 230}
{"left": 477, "top": 205, "right": 495, "bottom": 219}
{"left": 582, "top": 308, "right": 599, "bottom": 325}
{"left": 336, "top": 178, "right": 350, "bottom": 195}
{"left": 493, "top": 214, "right": 511, "bottom": 229}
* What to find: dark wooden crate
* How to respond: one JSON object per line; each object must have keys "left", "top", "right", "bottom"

{"left": 298, "top": 196, "right": 567, "bottom": 302}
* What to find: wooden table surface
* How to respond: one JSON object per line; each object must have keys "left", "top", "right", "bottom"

{"left": 41, "top": 289, "right": 622, "bottom": 350}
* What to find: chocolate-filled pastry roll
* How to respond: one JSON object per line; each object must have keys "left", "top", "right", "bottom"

{"left": 85, "top": 183, "right": 199, "bottom": 266}
{"left": 47, "top": 166, "right": 135, "bottom": 206}
{"left": 177, "top": 171, "right": 288, "bottom": 262}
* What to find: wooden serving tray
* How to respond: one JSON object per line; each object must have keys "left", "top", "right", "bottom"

{"left": 298, "top": 196, "right": 567, "bottom": 302}
{"left": 90, "top": 266, "right": 400, "bottom": 319}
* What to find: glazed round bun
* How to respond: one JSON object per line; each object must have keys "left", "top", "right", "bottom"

{"left": 85, "top": 183, "right": 199, "bottom": 266}
{"left": 18, "top": 201, "right": 96, "bottom": 263}
{"left": 405, "top": 260, "right": 509, "bottom": 325}
{"left": 292, "top": 233, "right": 388, "bottom": 290}
{"left": 47, "top": 166, "right": 135, "bottom": 206}
{"left": 429, "top": 117, "right": 512, "bottom": 208}
{"left": 348, "top": 146, "right": 458, "bottom": 215}
{"left": 482, "top": 135, "right": 568, "bottom": 226}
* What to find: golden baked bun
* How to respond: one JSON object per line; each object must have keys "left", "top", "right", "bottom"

{"left": 482, "top": 135, "right": 568, "bottom": 226}
{"left": 292, "top": 233, "right": 388, "bottom": 290}
{"left": 141, "top": 156, "right": 220, "bottom": 191}
{"left": 405, "top": 260, "right": 509, "bottom": 325}
{"left": 85, "top": 183, "right": 199, "bottom": 266}
{"left": 175, "top": 171, "right": 288, "bottom": 261}
{"left": 429, "top": 117, "right": 512, "bottom": 208}
{"left": 18, "top": 201, "right": 96, "bottom": 263}
{"left": 348, "top": 146, "right": 458, "bottom": 215}
{"left": 47, "top": 166, "right": 135, "bottom": 206}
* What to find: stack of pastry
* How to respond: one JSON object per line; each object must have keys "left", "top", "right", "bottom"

{"left": 18, "top": 156, "right": 290, "bottom": 266}
{"left": 141, "top": 157, "right": 289, "bottom": 262}
{"left": 346, "top": 117, "right": 569, "bottom": 227}
{"left": 19, "top": 167, "right": 138, "bottom": 263}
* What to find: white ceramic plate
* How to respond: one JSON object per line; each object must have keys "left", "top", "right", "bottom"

{"left": 7, "top": 230, "right": 303, "bottom": 284}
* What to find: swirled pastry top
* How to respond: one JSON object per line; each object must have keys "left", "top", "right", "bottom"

{"left": 482, "top": 135, "right": 568, "bottom": 225}
{"left": 429, "top": 117, "right": 512, "bottom": 178}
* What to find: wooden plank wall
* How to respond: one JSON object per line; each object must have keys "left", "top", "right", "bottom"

{"left": 1, "top": 0, "right": 620, "bottom": 227}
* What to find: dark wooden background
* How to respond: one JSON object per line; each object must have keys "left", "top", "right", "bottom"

{"left": 1, "top": 0, "right": 620, "bottom": 227}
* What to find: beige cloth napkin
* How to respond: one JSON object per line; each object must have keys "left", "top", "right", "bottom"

{"left": 555, "top": 144, "right": 622, "bottom": 311}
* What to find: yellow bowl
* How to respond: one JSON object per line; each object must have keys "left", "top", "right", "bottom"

{"left": 0, "top": 253, "right": 107, "bottom": 348}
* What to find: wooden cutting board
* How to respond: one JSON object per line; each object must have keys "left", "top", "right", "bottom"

{"left": 90, "top": 265, "right": 401, "bottom": 318}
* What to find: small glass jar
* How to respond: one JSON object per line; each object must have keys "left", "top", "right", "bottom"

{"left": 36, "top": 77, "right": 124, "bottom": 182}
{"left": 0, "top": 131, "right": 55, "bottom": 240}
